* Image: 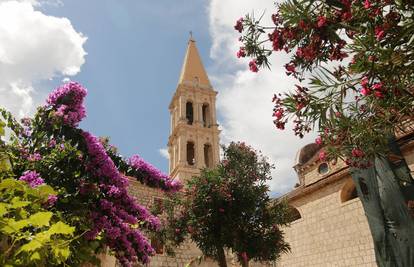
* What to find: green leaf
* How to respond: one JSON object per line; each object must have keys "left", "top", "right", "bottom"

{"left": 0, "top": 120, "right": 5, "bottom": 137}
{"left": 52, "top": 247, "right": 71, "bottom": 262}
{"left": 0, "top": 202, "right": 8, "bottom": 216}
{"left": 10, "top": 197, "right": 31, "bottom": 209}
{"left": 17, "top": 239, "right": 42, "bottom": 253}
{"left": 29, "top": 212, "right": 53, "bottom": 227}
{"left": 0, "top": 179, "right": 19, "bottom": 191}
{"left": 30, "top": 251, "right": 41, "bottom": 261}
{"left": 2, "top": 218, "right": 30, "bottom": 233}
{"left": 47, "top": 221, "right": 75, "bottom": 236}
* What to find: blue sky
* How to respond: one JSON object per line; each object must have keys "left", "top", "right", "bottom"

{"left": 0, "top": 0, "right": 314, "bottom": 195}
{"left": 39, "top": 0, "right": 214, "bottom": 173}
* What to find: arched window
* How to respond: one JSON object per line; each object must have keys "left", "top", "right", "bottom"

{"left": 187, "top": 142, "right": 195, "bottom": 166}
{"left": 204, "top": 144, "right": 212, "bottom": 168}
{"left": 186, "top": 102, "right": 193, "bottom": 125}
{"left": 288, "top": 206, "right": 302, "bottom": 222}
{"left": 341, "top": 178, "right": 358, "bottom": 202}
{"left": 202, "top": 103, "right": 210, "bottom": 127}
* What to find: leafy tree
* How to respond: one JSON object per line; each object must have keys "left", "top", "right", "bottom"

{"left": 235, "top": 1, "right": 414, "bottom": 266}
{"left": 162, "top": 142, "right": 291, "bottom": 267}
{"left": 0, "top": 82, "right": 181, "bottom": 266}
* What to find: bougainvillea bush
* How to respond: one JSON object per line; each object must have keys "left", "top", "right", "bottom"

{"left": 0, "top": 82, "right": 181, "bottom": 267}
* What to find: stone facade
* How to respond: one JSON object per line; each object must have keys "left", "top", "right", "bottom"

{"left": 274, "top": 132, "right": 414, "bottom": 267}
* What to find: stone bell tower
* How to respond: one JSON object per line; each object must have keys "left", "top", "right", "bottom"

{"left": 168, "top": 37, "right": 220, "bottom": 182}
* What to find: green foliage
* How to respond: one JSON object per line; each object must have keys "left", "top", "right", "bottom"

{"left": 237, "top": 0, "right": 414, "bottom": 164}
{"left": 0, "top": 178, "right": 75, "bottom": 266}
{"left": 163, "top": 142, "right": 291, "bottom": 266}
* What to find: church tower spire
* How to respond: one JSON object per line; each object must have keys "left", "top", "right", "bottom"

{"left": 168, "top": 37, "right": 220, "bottom": 182}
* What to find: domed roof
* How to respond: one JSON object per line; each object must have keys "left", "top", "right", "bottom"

{"left": 294, "top": 143, "right": 320, "bottom": 166}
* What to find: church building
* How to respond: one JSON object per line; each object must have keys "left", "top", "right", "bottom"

{"left": 104, "top": 37, "right": 414, "bottom": 267}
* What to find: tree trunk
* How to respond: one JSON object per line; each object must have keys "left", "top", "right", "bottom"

{"left": 350, "top": 149, "right": 414, "bottom": 267}
{"left": 216, "top": 246, "right": 227, "bottom": 267}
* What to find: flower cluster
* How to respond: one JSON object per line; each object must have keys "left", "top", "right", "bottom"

{"left": 46, "top": 82, "right": 87, "bottom": 127}
{"left": 360, "top": 77, "right": 385, "bottom": 98}
{"left": 128, "top": 154, "right": 182, "bottom": 192}
{"left": 19, "top": 170, "right": 44, "bottom": 188}
{"left": 82, "top": 131, "right": 159, "bottom": 266}
{"left": 234, "top": 17, "right": 243, "bottom": 33}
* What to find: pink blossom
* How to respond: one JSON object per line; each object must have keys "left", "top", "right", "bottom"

{"left": 19, "top": 171, "right": 44, "bottom": 188}
{"left": 361, "top": 87, "right": 371, "bottom": 96}
{"left": 364, "top": 0, "right": 371, "bottom": 9}
{"left": 234, "top": 17, "right": 244, "bottom": 33}
{"left": 351, "top": 148, "right": 365, "bottom": 157}
{"left": 374, "top": 26, "right": 385, "bottom": 40}
{"left": 236, "top": 47, "right": 246, "bottom": 58}
{"left": 47, "top": 194, "right": 58, "bottom": 206}
{"left": 317, "top": 16, "right": 327, "bottom": 28}
{"left": 315, "top": 136, "right": 323, "bottom": 145}
{"left": 28, "top": 153, "right": 42, "bottom": 162}
{"left": 249, "top": 60, "right": 259, "bottom": 72}
{"left": 319, "top": 150, "right": 327, "bottom": 161}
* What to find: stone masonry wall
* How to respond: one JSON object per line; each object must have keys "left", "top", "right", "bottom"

{"left": 276, "top": 177, "right": 376, "bottom": 267}
{"left": 127, "top": 178, "right": 212, "bottom": 267}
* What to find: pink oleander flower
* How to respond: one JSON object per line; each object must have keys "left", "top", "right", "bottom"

{"left": 319, "top": 150, "right": 327, "bottom": 161}
{"left": 236, "top": 47, "right": 246, "bottom": 58}
{"left": 352, "top": 148, "right": 365, "bottom": 158}
{"left": 364, "top": 0, "right": 371, "bottom": 9}
{"left": 361, "top": 87, "right": 370, "bottom": 96}
{"left": 374, "top": 26, "right": 385, "bottom": 40}
{"left": 19, "top": 171, "right": 44, "bottom": 188}
{"left": 315, "top": 136, "right": 323, "bottom": 145}
{"left": 285, "top": 63, "right": 296, "bottom": 73}
{"left": 234, "top": 17, "right": 243, "bottom": 33}
{"left": 249, "top": 60, "right": 259, "bottom": 72}
{"left": 372, "top": 82, "right": 383, "bottom": 91}
{"left": 317, "top": 16, "right": 327, "bottom": 28}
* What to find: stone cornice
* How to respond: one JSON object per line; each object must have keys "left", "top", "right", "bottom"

{"left": 168, "top": 123, "right": 220, "bottom": 145}
{"left": 169, "top": 83, "right": 218, "bottom": 110}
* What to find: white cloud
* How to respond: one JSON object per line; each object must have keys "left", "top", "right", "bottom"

{"left": 208, "top": 0, "right": 315, "bottom": 195}
{"left": 0, "top": 0, "right": 86, "bottom": 118}
{"left": 159, "top": 148, "right": 170, "bottom": 159}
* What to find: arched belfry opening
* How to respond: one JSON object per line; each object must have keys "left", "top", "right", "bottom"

{"left": 341, "top": 178, "right": 358, "bottom": 202}
{"left": 202, "top": 103, "right": 210, "bottom": 127}
{"left": 186, "top": 102, "right": 193, "bottom": 125}
{"left": 204, "top": 144, "right": 212, "bottom": 168}
{"left": 187, "top": 142, "right": 195, "bottom": 166}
